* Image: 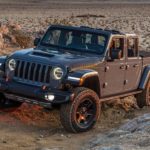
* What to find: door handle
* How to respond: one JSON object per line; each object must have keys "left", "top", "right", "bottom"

{"left": 120, "top": 65, "right": 126, "bottom": 70}
{"left": 133, "top": 64, "right": 139, "bottom": 68}
{"left": 126, "top": 65, "right": 130, "bottom": 69}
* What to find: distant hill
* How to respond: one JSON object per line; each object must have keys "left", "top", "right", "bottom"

{"left": 0, "top": 0, "right": 150, "bottom": 3}
{"left": 0, "top": 0, "right": 149, "bottom": 13}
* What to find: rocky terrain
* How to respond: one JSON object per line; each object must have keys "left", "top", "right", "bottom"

{"left": 0, "top": 1, "right": 149, "bottom": 150}
{"left": 85, "top": 113, "right": 150, "bottom": 150}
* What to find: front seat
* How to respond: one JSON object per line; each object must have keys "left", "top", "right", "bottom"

{"left": 68, "top": 34, "right": 86, "bottom": 49}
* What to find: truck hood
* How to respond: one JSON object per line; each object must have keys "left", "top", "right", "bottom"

{"left": 9, "top": 48, "right": 102, "bottom": 70}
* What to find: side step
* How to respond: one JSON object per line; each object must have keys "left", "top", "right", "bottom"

{"left": 100, "top": 90, "right": 142, "bottom": 103}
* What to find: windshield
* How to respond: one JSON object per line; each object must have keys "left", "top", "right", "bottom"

{"left": 41, "top": 27, "right": 108, "bottom": 54}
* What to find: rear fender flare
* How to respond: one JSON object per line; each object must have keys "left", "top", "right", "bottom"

{"left": 139, "top": 66, "right": 150, "bottom": 89}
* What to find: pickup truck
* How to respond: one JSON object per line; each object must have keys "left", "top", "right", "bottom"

{"left": 0, "top": 25, "right": 149, "bottom": 133}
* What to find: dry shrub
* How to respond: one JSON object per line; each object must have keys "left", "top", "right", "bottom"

{"left": 76, "top": 14, "right": 105, "bottom": 18}
{"left": 105, "top": 96, "right": 139, "bottom": 112}
{"left": 0, "top": 33, "right": 4, "bottom": 49}
{"left": 0, "top": 23, "right": 33, "bottom": 50}
{"left": 0, "top": 24, "right": 9, "bottom": 35}
{"left": 0, "top": 24, "right": 9, "bottom": 50}
{"left": 11, "top": 30, "right": 32, "bottom": 48}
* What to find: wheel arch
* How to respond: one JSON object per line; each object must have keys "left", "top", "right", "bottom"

{"left": 81, "top": 75, "right": 100, "bottom": 98}
{"left": 65, "top": 69, "right": 101, "bottom": 97}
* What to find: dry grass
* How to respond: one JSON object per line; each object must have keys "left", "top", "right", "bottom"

{"left": 10, "top": 30, "right": 32, "bottom": 48}
{"left": 0, "top": 23, "right": 33, "bottom": 52}
{"left": 76, "top": 14, "right": 106, "bottom": 18}
{"left": 105, "top": 96, "right": 139, "bottom": 112}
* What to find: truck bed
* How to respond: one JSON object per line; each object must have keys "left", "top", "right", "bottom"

{"left": 140, "top": 50, "right": 150, "bottom": 57}
{"left": 140, "top": 51, "right": 150, "bottom": 66}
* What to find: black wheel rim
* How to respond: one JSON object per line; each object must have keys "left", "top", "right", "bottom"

{"left": 75, "top": 98, "right": 96, "bottom": 128}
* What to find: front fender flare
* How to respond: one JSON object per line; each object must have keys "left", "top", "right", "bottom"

{"left": 0, "top": 56, "right": 7, "bottom": 71}
{"left": 65, "top": 69, "right": 99, "bottom": 86}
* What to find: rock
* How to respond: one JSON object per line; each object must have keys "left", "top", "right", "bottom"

{"left": 94, "top": 145, "right": 123, "bottom": 150}
{"left": 138, "top": 138, "right": 150, "bottom": 147}
{"left": 36, "top": 148, "right": 62, "bottom": 150}
{"left": 107, "top": 130, "right": 130, "bottom": 138}
{"left": 66, "top": 134, "right": 71, "bottom": 138}
{"left": 36, "top": 138, "right": 42, "bottom": 141}
{"left": 60, "top": 134, "right": 64, "bottom": 137}
{"left": 36, "top": 148, "right": 50, "bottom": 150}
{"left": 85, "top": 114, "right": 150, "bottom": 150}
{"left": 36, "top": 135, "right": 44, "bottom": 141}
{"left": 2, "top": 140, "right": 7, "bottom": 144}
{"left": 120, "top": 113, "right": 150, "bottom": 132}
{"left": 39, "top": 135, "right": 44, "bottom": 138}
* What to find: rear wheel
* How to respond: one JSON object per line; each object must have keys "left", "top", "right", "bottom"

{"left": 60, "top": 87, "right": 101, "bottom": 133}
{"left": 136, "top": 79, "right": 150, "bottom": 108}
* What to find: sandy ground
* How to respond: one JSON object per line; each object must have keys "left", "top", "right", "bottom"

{"left": 0, "top": 1, "right": 150, "bottom": 150}
{"left": 0, "top": 103, "right": 149, "bottom": 150}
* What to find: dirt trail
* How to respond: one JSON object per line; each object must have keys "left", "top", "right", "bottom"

{"left": 0, "top": 103, "right": 149, "bottom": 150}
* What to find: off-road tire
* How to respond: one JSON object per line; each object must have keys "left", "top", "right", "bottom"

{"left": 60, "top": 87, "right": 101, "bottom": 133}
{"left": 136, "top": 79, "right": 150, "bottom": 108}
{"left": 9, "top": 100, "right": 23, "bottom": 108}
{"left": 0, "top": 93, "right": 22, "bottom": 108}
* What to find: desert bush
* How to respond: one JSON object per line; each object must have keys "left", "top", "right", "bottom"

{"left": 10, "top": 30, "right": 33, "bottom": 48}
{"left": 0, "top": 23, "right": 33, "bottom": 49}
{"left": 105, "top": 96, "right": 138, "bottom": 112}
{"left": 0, "top": 33, "right": 4, "bottom": 49}
{"left": 0, "top": 24, "right": 8, "bottom": 50}
{"left": 76, "top": 14, "right": 105, "bottom": 18}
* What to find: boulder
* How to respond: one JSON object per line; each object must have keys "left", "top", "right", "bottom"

{"left": 85, "top": 113, "right": 150, "bottom": 150}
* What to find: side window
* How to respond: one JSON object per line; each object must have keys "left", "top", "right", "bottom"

{"left": 109, "top": 38, "right": 124, "bottom": 60}
{"left": 127, "top": 38, "right": 138, "bottom": 57}
{"left": 85, "top": 34, "right": 92, "bottom": 44}
{"left": 65, "top": 32, "right": 72, "bottom": 45}
{"left": 98, "top": 36, "right": 106, "bottom": 46}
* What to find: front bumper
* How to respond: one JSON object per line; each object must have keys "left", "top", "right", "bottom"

{"left": 0, "top": 80, "right": 72, "bottom": 108}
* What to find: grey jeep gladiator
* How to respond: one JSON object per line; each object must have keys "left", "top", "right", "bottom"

{"left": 0, "top": 25, "right": 149, "bottom": 133}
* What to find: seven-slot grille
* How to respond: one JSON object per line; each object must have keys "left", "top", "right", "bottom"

{"left": 14, "top": 60, "right": 52, "bottom": 84}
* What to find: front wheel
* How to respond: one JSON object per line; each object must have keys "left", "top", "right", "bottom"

{"left": 9, "top": 100, "right": 23, "bottom": 108}
{"left": 60, "top": 87, "right": 101, "bottom": 133}
{"left": 0, "top": 93, "right": 7, "bottom": 108}
{"left": 136, "top": 79, "right": 150, "bottom": 108}
{"left": 0, "top": 93, "right": 22, "bottom": 108}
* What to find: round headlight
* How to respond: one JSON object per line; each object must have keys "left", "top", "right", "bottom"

{"left": 52, "top": 67, "right": 64, "bottom": 80}
{"left": 8, "top": 59, "right": 16, "bottom": 71}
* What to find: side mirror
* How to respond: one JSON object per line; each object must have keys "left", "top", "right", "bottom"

{"left": 110, "top": 49, "right": 122, "bottom": 60}
{"left": 34, "top": 38, "right": 41, "bottom": 46}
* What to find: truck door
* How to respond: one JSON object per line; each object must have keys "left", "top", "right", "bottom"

{"left": 124, "top": 37, "right": 142, "bottom": 91}
{"left": 103, "top": 37, "right": 125, "bottom": 96}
